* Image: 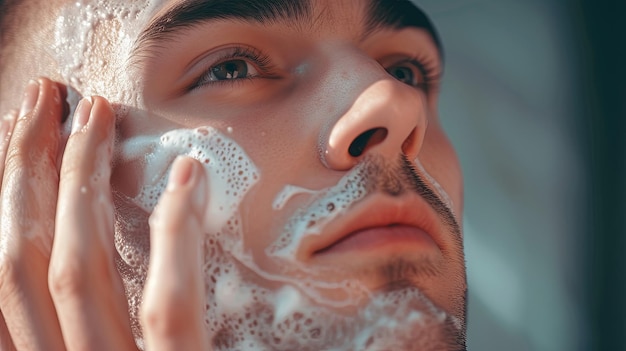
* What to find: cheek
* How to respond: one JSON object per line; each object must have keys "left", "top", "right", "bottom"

{"left": 420, "top": 125, "right": 464, "bottom": 217}
{"left": 111, "top": 111, "right": 179, "bottom": 198}
{"left": 111, "top": 107, "right": 265, "bottom": 234}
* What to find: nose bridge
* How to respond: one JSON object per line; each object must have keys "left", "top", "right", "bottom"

{"left": 322, "top": 52, "right": 427, "bottom": 170}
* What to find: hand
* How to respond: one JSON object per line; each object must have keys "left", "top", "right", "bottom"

{"left": 0, "top": 78, "right": 210, "bottom": 351}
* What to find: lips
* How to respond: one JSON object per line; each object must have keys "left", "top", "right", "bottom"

{"left": 304, "top": 193, "right": 446, "bottom": 258}
{"left": 314, "top": 224, "right": 437, "bottom": 255}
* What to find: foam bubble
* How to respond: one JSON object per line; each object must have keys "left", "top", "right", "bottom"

{"left": 270, "top": 157, "right": 455, "bottom": 263}
{"left": 119, "top": 127, "right": 260, "bottom": 234}
{"left": 53, "top": 0, "right": 165, "bottom": 116}
{"left": 268, "top": 162, "right": 370, "bottom": 260}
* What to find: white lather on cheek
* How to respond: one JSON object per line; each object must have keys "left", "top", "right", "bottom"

{"left": 118, "top": 127, "right": 260, "bottom": 234}
{"left": 269, "top": 157, "right": 456, "bottom": 265}
{"left": 268, "top": 163, "right": 370, "bottom": 260}
{"left": 115, "top": 127, "right": 458, "bottom": 350}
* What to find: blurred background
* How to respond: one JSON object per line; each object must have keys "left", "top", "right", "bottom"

{"left": 416, "top": 0, "right": 626, "bottom": 350}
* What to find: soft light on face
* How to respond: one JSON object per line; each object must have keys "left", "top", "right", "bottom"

{"left": 114, "top": 128, "right": 463, "bottom": 350}
{"left": 45, "top": 0, "right": 467, "bottom": 349}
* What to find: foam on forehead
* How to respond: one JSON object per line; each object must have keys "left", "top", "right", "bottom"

{"left": 53, "top": 0, "right": 165, "bottom": 110}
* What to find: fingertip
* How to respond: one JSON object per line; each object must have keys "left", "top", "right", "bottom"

{"left": 90, "top": 96, "right": 116, "bottom": 129}
{"left": 149, "top": 156, "right": 209, "bottom": 239}
{"left": 26, "top": 78, "right": 65, "bottom": 125}
{"left": 167, "top": 156, "right": 208, "bottom": 216}
{"left": 70, "top": 96, "right": 115, "bottom": 136}
{"left": 167, "top": 156, "right": 196, "bottom": 189}
{"left": 142, "top": 157, "right": 209, "bottom": 349}
{"left": 90, "top": 96, "right": 114, "bottom": 114}
{"left": 71, "top": 97, "right": 93, "bottom": 134}
{"left": 19, "top": 80, "right": 39, "bottom": 118}
{"left": 35, "top": 76, "right": 52, "bottom": 86}
{"left": 36, "top": 78, "right": 58, "bottom": 105}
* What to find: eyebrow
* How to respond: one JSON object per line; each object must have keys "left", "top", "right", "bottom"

{"left": 131, "top": 0, "right": 442, "bottom": 62}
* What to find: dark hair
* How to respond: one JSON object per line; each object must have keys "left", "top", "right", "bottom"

{"left": 0, "top": 0, "right": 12, "bottom": 46}
{"left": 0, "top": 0, "right": 16, "bottom": 81}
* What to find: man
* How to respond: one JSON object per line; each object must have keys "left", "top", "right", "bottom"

{"left": 0, "top": 0, "right": 466, "bottom": 350}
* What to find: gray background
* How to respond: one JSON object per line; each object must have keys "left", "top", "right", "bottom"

{"left": 416, "top": 1, "right": 586, "bottom": 350}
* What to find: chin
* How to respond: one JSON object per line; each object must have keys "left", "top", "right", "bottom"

{"left": 113, "top": 204, "right": 465, "bottom": 350}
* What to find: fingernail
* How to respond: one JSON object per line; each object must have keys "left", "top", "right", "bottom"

{"left": 72, "top": 96, "right": 93, "bottom": 134}
{"left": 167, "top": 156, "right": 195, "bottom": 190}
{"left": 19, "top": 80, "right": 40, "bottom": 117}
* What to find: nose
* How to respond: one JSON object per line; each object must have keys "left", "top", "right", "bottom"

{"left": 322, "top": 73, "right": 428, "bottom": 170}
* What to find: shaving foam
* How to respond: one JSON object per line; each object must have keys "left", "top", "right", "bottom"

{"left": 119, "top": 127, "right": 259, "bottom": 234}
{"left": 53, "top": 0, "right": 165, "bottom": 117}
{"left": 51, "top": 3, "right": 461, "bottom": 348}
{"left": 268, "top": 156, "right": 453, "bottom": 262}
{"left": 268, "top": 163, "right": 370, "bottom": 260}
{"left": 114, "top": 129, "right": 457, "bottom": 349}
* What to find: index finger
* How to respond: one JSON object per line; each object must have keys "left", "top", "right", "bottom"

{"left": 141, "top": 156, "right": 211, "bottom": 351}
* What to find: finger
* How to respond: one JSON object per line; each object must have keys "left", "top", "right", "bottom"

{"left": 2, "top": 78, "right": 64, "bottom": 253}
{"left": 0, "top": 110, "right": 18, "bottom": 182}
{"left": 50, "top": 96, "right": 137, "bottom": 351}
{"left": 0, "top": 309, "right": 17, "bottom": 351}
{"left": 0, "top": 78, "right": 66, "bottom": 351}
{"left": 141, "top": 156, "right": 210, "bottom": 351}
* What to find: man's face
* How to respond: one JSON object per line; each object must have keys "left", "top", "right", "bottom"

{"left": 4, "top": 0, "right": 466, "bottom": 349}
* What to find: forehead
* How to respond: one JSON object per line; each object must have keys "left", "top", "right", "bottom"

{"left": 16, "top": 0, "right": 439, "bottom": 103}
{"left": 135, "top": 0, "right": 441, "bottom": 55}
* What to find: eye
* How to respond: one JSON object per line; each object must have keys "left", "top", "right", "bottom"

{"left": 386, "top": 62, "right": 424, "bottom": 87}
{"left": 190, "top": 46, "right": 276, "bottom": 90}
{"left": 199, "top": 59, "right": 259, "bottom": 84}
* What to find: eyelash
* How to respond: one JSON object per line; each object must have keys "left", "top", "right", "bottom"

{"left": 390, "top": 55, "right": 441, "bottom": 92}
{"left": 192, "top": 46, "right": 275, "bottom": 89}
{"left": 190, "top": 46, "right": 440, "bottom": 92}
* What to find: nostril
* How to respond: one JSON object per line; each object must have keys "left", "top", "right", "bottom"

{"left": 401, "top": 127, "right": 418, "bottom": 157}
{"left": 348, "top": 127, "right": 388, "bottom": 157}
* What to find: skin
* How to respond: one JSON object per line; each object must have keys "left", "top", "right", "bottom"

{"left": 0, "top": 0, "right": 466, "bottom": 350}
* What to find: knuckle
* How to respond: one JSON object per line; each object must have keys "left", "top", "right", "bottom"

{"left": 58, "top": 156, "right": 87, "bottom": 182}
{"left": 4, "top": 128, "right": 57, "bottom": 175}
{"left": 48, "top": 258, "right": 88, "bottom": 299}
{"left": 141, "top": 291, "right": 191, "bottom": 337}
{"left": 3, "top": 145, "right": 29, "bottom": 173}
